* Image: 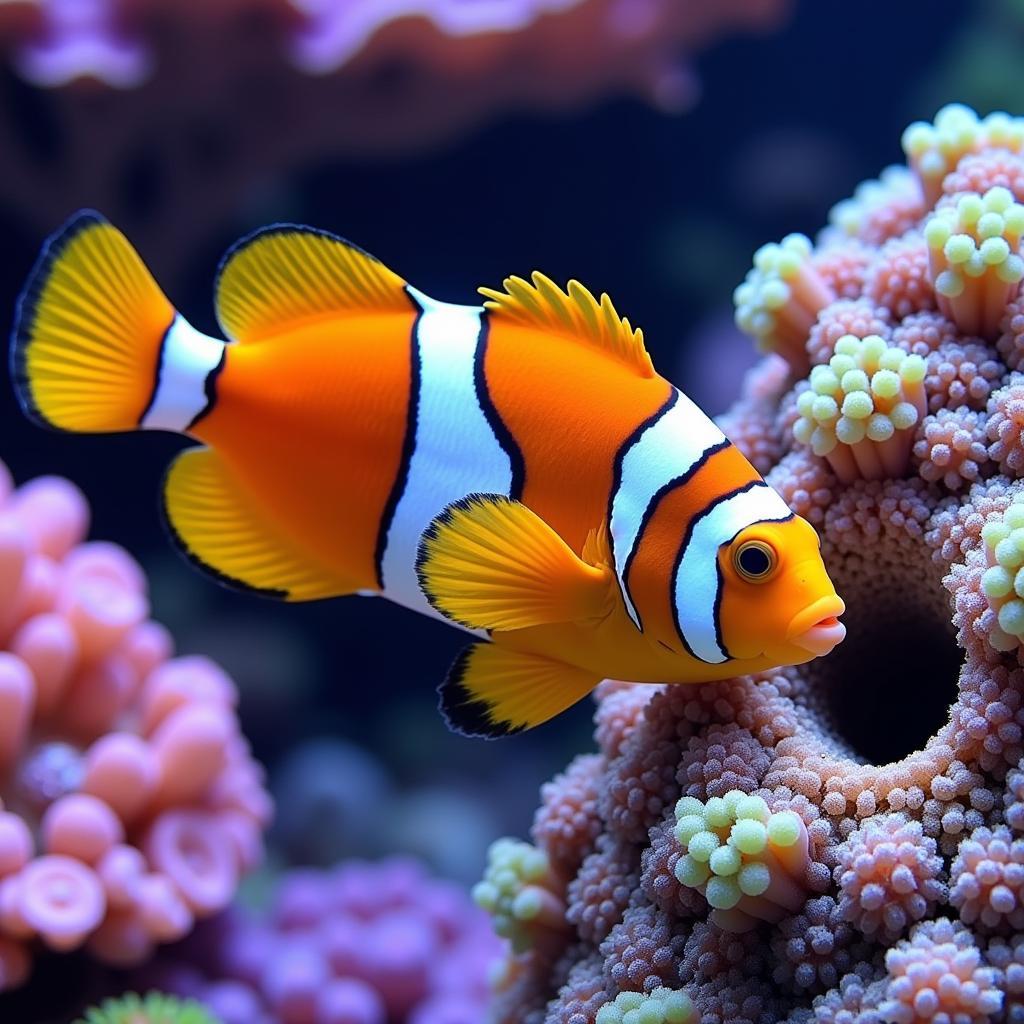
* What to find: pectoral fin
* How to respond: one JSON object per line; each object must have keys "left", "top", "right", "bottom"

{"left": 439, "top": 642, "right": 601, "bottom": 738}
{"left": 415, "top": 494, "right": 614, "bottom": 632}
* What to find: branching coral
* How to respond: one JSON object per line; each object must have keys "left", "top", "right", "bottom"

{"left": 0, "top": 464, "right": 268, "bottom": 991}
{"left": 488, "top": 104, "right": 1024, "bottom": 1022}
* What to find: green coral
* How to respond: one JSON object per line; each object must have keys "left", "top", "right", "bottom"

{"left": 75, "top": 993, "right": 221, "bottom": 1024}
{"left": 595, "top": 987, "right": 697, "bottom": 1024}
{"left": 473, "top": 837, "right": 567, "bottom": 953}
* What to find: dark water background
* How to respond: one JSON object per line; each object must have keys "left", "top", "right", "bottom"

{"left": 0, "top": 0, "right": 987, "bottom": 851}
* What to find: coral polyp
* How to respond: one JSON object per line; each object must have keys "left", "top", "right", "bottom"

{"left": 0, "top": 462, "right": 269, "bottom": 991}
{"left": 483, "top": 104, "right": 1024, "bottom": 1022}
{"left": 792, "top": 334, "right": 926, "bottom": 481}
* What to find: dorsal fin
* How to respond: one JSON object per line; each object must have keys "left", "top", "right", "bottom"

{"left": 214, "top": 224, "right": 410, "bottom": 343}
{"left": 479, "top": 273, "right": 654, "bottom": 377}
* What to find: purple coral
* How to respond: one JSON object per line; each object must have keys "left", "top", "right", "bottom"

{"left": 0, "top": 464, "right": 268, "bottom": 990}
{"left": 139, "top": 858, "right": 501, "bottom": 1024}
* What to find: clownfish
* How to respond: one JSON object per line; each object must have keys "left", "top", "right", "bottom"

{"left": 10, "top": 211, "right": 846, "bottom": 738}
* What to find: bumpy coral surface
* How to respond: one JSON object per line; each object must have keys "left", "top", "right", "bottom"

{"left": 136, "top": 857, "right": 502, "bottom": 1024}
{"left": 481, "top": 104, "right": 1024, "bottom": 1023}
{"left": 0, "top": 462, "right": 270, "bottom": 991}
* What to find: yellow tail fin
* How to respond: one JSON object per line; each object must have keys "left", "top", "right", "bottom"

{"left": 11, "top": 210, "right": 176, "bottom": 433}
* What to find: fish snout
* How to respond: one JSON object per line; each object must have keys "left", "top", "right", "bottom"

{"left": 787, "top": 594, "right": 846, "bottom": 658}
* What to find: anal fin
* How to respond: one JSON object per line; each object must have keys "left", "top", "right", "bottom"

{"left": 162, "top": 448, "right": 356, "bottom": 601}
{"left": 439, "top": 642, "right": 600, "bottom": 738}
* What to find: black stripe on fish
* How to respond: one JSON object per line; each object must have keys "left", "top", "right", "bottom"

{"left": 374, "top": 286, "right": 425, "bottom": 589}
{"left": 621, "top": 437, "right": 732, "bottom": 635}
{"left": 474, "top": 310, "right": 525, "bottom": 500}
{"left": 184, "top": 345, "right": 227, "bottom": 431}
{"left": 605, "top": 388, "right": 679, "bottom": 630}
{"left": 670, "top": 479, "right": 762, "bottom": 662}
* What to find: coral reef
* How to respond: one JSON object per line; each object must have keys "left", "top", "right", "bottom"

{"left": 134, "top": 857, "right": 502, "bottom": 1024}
{"left": 480, "top": 104, "right": 1024, "bottom": 1022}
{"left": 0, "top": 462, "right": 269, "bottom": 992}
{"left": 0, "top": 0, "right": 789, "bottom": 283}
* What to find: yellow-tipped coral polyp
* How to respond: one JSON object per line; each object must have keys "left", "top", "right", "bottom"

{"left": 672, "top": 790, "right": 809, "bottom": 933}
{"left": 473, "top": 837, "right": 569, "bottom": 956}
{"left": 924, "top": 187, "right": 1024, "bottom": 338}
{"left": 977, "top": 495, "right": 1024, "bottom": 652}
{"left": 733, "top": 234, "right": 834, "bottom": 374}
{"left": 792, "top": 334, "right": 926, "bottom": 482}
{"left": 825, "top": 165, "right": 925, "bottom": 247}
{"left": 594, "top": 987, "right": 697, "bottom": 1024}
{"left": 902, "top": 103, "right": 1024, "bottom": 206}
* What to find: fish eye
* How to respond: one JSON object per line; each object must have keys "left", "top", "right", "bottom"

{"left": 733, "top": 539, "right": 776, "bottom": 583}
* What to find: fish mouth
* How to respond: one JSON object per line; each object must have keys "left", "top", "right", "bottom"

{"left": 787, "top": 595, "right": 847, "bottom": 658}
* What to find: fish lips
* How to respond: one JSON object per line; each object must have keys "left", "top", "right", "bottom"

{"left": 787, "top": 595, "right": 847, "bottom": 658}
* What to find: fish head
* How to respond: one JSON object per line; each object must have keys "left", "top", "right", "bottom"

{"left": 716, "top": 515, "right": 846, "bottom": 665}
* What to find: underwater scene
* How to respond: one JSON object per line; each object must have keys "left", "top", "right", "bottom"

{"left": 5, "top": 1, "right": 1024, "bottom": 1022}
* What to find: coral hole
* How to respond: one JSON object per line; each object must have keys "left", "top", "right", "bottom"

{"left": 807, "top": 556, "right": 961, "bottom": 765}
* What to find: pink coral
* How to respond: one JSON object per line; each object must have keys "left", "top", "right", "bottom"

{"left": 811, "top": 241, "right": 873, "bottom": 301}
{"left": 879, "top": 919, "right": 1002, "bottom": 1023}
{"left": 0, "top": 464, "right": 268, "bottom": 990}
{"left": 923, "top": 342, "right": 1004, "bottom": 413}
{"left": 892, "top": 310, "right": 961, "bottom": 356}
{"left": 566, "top": 837, "right": 639, "bottom": 945}
{"left": 987, "top": 375, "right": 1024, "bottom": 475}
{"left": 913, "top": 407, "right": 990, "bottom": 491}
{"left": 950, "top": 825, "right": 1024, "bottom": 932}
{"left": 863, "top": 233, "right": 936, "bottom": 319}
{"left": 598, "top": 902, "right": 685, "bottom": 994}
{"left": 532, "top": 754, "right": 605, "bottom": 876}
{"left": 824, "top": 165, "right": 926, "bottom": 247}
{"left": 985, "top": 933, "right": 1024, "bottom": 1021}
{"left": 486, "top": 103, "right": 1024, "bottom": 1023}
{"left": 943, "top": 148, "right": 1024, "bottom": 203}
{"left": 770, "top": 896, "right": 872, "bottom": 994}
{"left": 804, "top": 299, "right": 891, "bottom": 367}
{"left": 833, "top": 814, "right": 946, "bottom": 943}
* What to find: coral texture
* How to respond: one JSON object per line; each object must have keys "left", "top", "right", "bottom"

{"left": 136, "top": 857, "right": 502, "bottom": 1024}
{"left": 482, "top": 104, "right": 1024, "bottom": 1023}
{"left": 0, "top": 463, "right": 269, "bottom": 992}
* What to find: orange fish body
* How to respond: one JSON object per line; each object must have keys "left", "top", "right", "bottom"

{"left": 11, "top": 213, "right": 845, "bottom": 737}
